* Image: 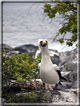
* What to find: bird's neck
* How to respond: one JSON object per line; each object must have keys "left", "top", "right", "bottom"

{"left": 41, "top": 48, "right": 52, "bottom": 63}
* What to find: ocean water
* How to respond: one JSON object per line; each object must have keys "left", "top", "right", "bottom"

{"left": 3, "top": 3, "right": 76, "bottom": 52}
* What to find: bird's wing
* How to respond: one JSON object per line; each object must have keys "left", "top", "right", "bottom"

{"left": 52, "top": 64, "right": 67, "bottom": 81}
{"left": 36, "top": 63, "right": 41, "bottom": 79}
{"left": 38, "top": 63, "right": 41, "bottom": 70}
{"left": 53, "top": 64, "right": 59, "bottom": 70}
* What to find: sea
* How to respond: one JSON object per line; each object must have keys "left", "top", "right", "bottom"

{"left": 3, "top": 3, "right": 76, "bottom": 52}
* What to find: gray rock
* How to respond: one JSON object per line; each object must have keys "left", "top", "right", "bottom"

{"left": 61, "top": 71, "right": 77, "bottom": 83}
{"left": 61, "top": 71, "right": 71, "bottom": 77}
{"left": 59, "top": 48, "right": 77, "bottom": 66}
{"left": 2, "top": 44, "right": 13, "bottom": 52}
{"left": 50, "top": 54, "right": 61, "bottom": 66}
{"left": 3, "top": 50, "right": 20, "bottom": 58}
{"left": 71, "top": 81, "right": 77, "bottom": 89}
{"left": 15, "top": 89, "right": 77, "bottom": 103}
{"left": 13, "top": 44, "right": 38, "bottom": 57}
{"left": 64, "top": 62, "right": 77, "bottom": 72}
{"left": 59, "top": 62, "right": 77, "bottom": 83}
{"left": 61, "top": 82, "right": 73, "bottom": 89}
{"left": 60, "top": 62, "right": 77, "bottom": 83}
{"left": 51, "top": 90, "right": 77, "bottom": 103}
{"left": 69, "top": 71, "right": 77, "bottom": 82}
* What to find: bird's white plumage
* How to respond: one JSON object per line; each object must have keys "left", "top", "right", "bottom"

{"left": 38, "top": 39, "right": 59, "bottom": 84}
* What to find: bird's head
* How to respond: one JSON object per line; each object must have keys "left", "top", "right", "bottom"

{"left": 38, "top": 39, "right": 48, "bottom": 51}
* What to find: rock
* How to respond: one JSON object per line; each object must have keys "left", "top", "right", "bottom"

{"left": 3, "top": 50, "right": 20, "bottom": 58}
{"left": 2, "top": 44, "right": 13, "bottom": 52}
{"left": 60, "top": 62, "right": 77, "bottom": 83}
{"left": 68, "top": 89, "right": 78, "bottom": 95}
{"left": 15, "top": 90, "right": 50, "bottom": 103}
{"left": 64, "top": 62, "right": 77, "bottom": 72}
{"left": 71, "top": 81, "right": 77, "bottom": 89}
{"left": 60, "top": 82, "right": 73, "bottom": 89}
{"left": 51, "top": 90, "right": 77, "bottom": 103}
{"left": 61, "top": 70, "right": 77, "bottom": 83}
{"left": 50, "top": 54, "right": 61, "bottom": 66}
{"left": 28, "top": 79, "right": 77, "bottom": 91}
{"left": 61, "top": 71, "right": 71, "bottom": 77}
{"left": 30, "top": 79, "right": 53, "bottom": 91}
{"left": 30, "top": 80, "right": 42, "bottom": 90}
{"left": 60, "top": 63, "right": 77, "bottom": 83}
{"left": 15, "top": 89, "right": 77, "bottom": 103}
{"left": 69, "top": 71, "right": 77, "bottom": 82}
{"left": 59, "top": 48, "right": 77, "bottom": 66}
{"left": 13, "top": 44, "right": 38, "bottom": 57}
{"left": 2, "top": 79, "right": 78, "bottom": 103}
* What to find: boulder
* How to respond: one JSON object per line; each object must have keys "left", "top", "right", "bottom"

{"left": 71, "top": 81, "right": 77, "bottom": 89}
{"left": 51, "top": 89, "right": 77, "bottom": 103}
{"left": 15, "top": 89, "right": 78, "bottom": 104}
{"left": 64, "top": 62, "right": 77, "bottom": 72}
{"left": 2, "top": 79, "right": 78, "bottom": 104}
{"left": 59, "top": 48, "right": 77, "bottom": 66}
{"left": 60, "top": 62, "right": 77, "bottom": 83}
{"left": 13, "top": 44, "right": 38, "bottom": 57}
{"left": 49, "top": 49, "right": 61, "bottom": 65}
{"left": 68, "top": 71, "right": 77, "bottom": 82}
{"left": 50, "top": 54, "right": 61, "bottom": 66}
{"left": 2, "top": 44, "right": 13, "bottom": 52}
{"left": 3, "top": 50, "right": 20, "bottom": 58}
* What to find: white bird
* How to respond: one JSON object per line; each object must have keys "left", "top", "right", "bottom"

{"left": 37, "top": 39, "right": 67, "bottom": 90}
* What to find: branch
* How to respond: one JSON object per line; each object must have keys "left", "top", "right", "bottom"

{"left": 27, "top": 3, "right": 36, "bottom": 15}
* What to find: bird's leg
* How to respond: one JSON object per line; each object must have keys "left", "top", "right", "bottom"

{"left": 51, "top": 84, "right": 60, "bottom": 96}
{"left": 53, "top": 84, "right": 58, "bottom": 90}
{"left": 43, "top": 83, "right": 45, "bottom": 90}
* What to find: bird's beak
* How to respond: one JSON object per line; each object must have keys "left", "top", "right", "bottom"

{"left": 42, "top": 41, "right": 47, "bottom": 46}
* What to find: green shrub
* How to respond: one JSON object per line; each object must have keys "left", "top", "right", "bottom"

{"left": 3, "top": 52, "right": 38, "bottom": 84}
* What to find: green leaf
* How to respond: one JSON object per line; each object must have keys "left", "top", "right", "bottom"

{"left": 66, "top": 41, "right": 73, "bottom": 46}
{"left": 58, "top": 38, "right": 64, "bottom": 43}
{"left": 71, "top": 34, "right": 77, "bottom": 42}
{"left": 17, "top": 75, "right": 23, "bottom": 82}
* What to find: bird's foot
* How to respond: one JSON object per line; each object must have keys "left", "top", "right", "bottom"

{"left": 53, "top": 84, "right": 58, "bottom": 90}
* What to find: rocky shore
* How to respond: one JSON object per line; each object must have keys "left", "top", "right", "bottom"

{"left": 2, "top": 44, "right": 79, "bottom": 105}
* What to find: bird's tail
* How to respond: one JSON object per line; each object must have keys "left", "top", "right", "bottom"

{"left": 56, "top": 70, "right": 67, "bottom": 81}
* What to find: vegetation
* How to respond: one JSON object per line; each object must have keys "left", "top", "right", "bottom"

{"left": 44, "top": 2, "right": 78, "bottom": 47}
{"left": 3, "top": 52, "right": 38, "bottom": 83}
{"left": 2, "top": 52, "right": 47, "bottom": 103}
{"left": 3, "top": 88, "right": 46, "bottom": 103}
